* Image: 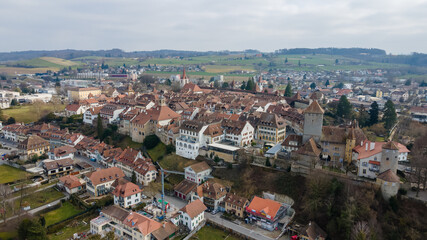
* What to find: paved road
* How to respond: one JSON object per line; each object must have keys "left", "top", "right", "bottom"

{"left": 206, "top": 212, "right": 275, "bottom": 240}
{"left": 74, "top": 154, "right": 103, "bottom": 169}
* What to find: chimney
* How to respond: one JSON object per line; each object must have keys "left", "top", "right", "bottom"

{"left": 370, "top": 142, "right": 375, "bottom": 151}
{"left": 365, "top": 142, "right": 368, "bottom": 151}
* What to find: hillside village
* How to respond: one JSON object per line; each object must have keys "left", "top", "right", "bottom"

{"left": 0, "top": 54, "right": 426, "bottom": 240}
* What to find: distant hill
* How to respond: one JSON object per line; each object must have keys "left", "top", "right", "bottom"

{"left": 0, "top": 48, "right": 426, "bottom": 67}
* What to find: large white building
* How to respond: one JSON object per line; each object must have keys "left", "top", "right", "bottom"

{"left": 176, "top": 121, "right": 208, "bottom": 160}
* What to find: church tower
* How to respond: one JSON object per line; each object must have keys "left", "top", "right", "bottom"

{"left": 180, "top": 67, "right": 189, "bottom": 87}
{"left": 303, "top": 101, "right": 324, "bottom": 143}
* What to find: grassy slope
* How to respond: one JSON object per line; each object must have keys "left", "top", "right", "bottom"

{"left": 15, "top": 187, "right": 64, "bottom": 212}
{"left": 157, "top": 154, "right": 194, "bottom": 172}
{"left": 3, "top": 104, "right": 65, "bottom": 123}
{"left": 0, "top": 165, "right": 27, "bottom": 184}
{"left": 147, "top": 143, "right": 166, "bottom": 162}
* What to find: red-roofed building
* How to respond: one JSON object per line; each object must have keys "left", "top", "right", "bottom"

{"left": 112, "top": 179, "right": 143, "bottom": 208}
{"left": 353, "top": 140, "right": 409, "bottom": 179}
{"left": 245, "top": 196, "right": 287, "bottom": 231}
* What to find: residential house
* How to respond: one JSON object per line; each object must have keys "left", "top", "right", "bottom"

{"left": 176, "top": 121, "right": 208, "bottom": 160}
{"left": 254, "top": 112, "right": 286, "bottom": 145}
{"left": 2, "top": 123, "right": 28, "bottom": 142}
{"left": 224, "top": 193, "right": 249, "bottom": 218}
{"left": 18, "top": 135, "right": 50, "bottom": 158}
{"left": 85, "top": 167, "right": 125, "bottom": 196}
{"left": 91, "top": 205, "right": 163, "bottom": 239}
{"left": 58, "top": 174, "right": 85, "bottom": 194}
{"left": 195, "top": 181, "right": 227, "bottom": 211}
{"left": 245, "top": 196, "right": 287, "bottom": 231}
{"left": 174, "top": 180, "right": 198, "bottom": 201}
{"left": 49, "top": 145, "right": 76, "bottom": 160}
{"left": 282, "top": 134, "right": 303, "bottom": 153}
{"left": 222, "top": 120, "right": 254, "bottom": 147}
{"left": 83, "top": 106, "right": 103, "bottom": 125}
{"left": 99, "top": 104, "right": 125, "bottom": 124}
{"left": 43, "top": 158, "right": 74, "bottom": 177}
{"left": 112, "top": 179, "right": 143, "bottom": 208}
{"left": 184, "top": 161, "right": 212, "bottom": 184}
{"left": 178, "top": 199, "right": 207, "bottom": 231}
{"left": 65, "top": 104, "right": 86, "bottom": 116}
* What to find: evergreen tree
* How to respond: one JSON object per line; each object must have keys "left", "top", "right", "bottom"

{"left": 383, "top": 100, "right": 397, "bottom": 130}
{"left": 336, "top": 95, "right": 352, "bottom": 119}
{"left": 6, "top": 117, "right": 16, "bottom": 125}
{"left": 284, "top": 83, "right": 293, "bottom": 97}
{"left": 310, "top": 82, "right": 316, "bottom": 90}
{"left": 325, "top": 79, "right": 330, "bottom": 87}
{"left": 39, "top": 216, "right": 46, "bottom": 227}
{"left": 131, "top": 171, "right": 137, "bottom": 184}
{"left": 358, "top": 105, "right": 369, "bottom": 127}
{"left": 285, "top": 57, "right": 288, "bottom": 63}
{"left": 369, "top": 101, "right": 379, "bottom": 126}
{"left": 18, "top": 219, "right": 47, "bottom": 240}
{"left": 11, "top": 99, "right": 18, "bottom": 106}
{"left": 298, "top": 60, "right": 301, "bottom": 67}
{"left": 97, "top": 113, "right": 104, "bottom": 140}
{"left": 222, "top": 82, "right": 229, "bottom": 88}
{"left": 246, "top": 78, "right": 255, "bottom": 91}
{"left": 240, "top": 81, "right": 246, "bottom": 90}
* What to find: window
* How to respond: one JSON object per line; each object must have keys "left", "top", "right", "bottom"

{"left": 363, "top": 169, "right": 366, "bottom": 174}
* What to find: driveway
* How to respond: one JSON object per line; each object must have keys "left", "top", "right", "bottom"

{"left": 206, "top": 212, "right": 277, "bottom": 240}
{"left": 74, "top": 154, "right": 103, "bottom": 169}
{"left": 154, "top": 193, "right": 187, "bottom": 209}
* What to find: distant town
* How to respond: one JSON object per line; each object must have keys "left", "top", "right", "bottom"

{"left": 0, "top": 49, "right": 426, "bottom": 240}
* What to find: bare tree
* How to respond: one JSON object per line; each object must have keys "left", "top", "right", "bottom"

{"left": 352, "top": 221, "right": 371, "bottom": 240}
{"left": 410, "top": 131, "right": 427, "bottom": 197}
{"left": 0, "top": 184, "right": 12, "bottom": 223}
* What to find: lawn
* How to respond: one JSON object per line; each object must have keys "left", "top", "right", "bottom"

{"left": 147, "top": 143, "right": 166, "bottom": 162}
{"left": 117, "top": 136, "right": 143, "bottom": 149}
{"left": 0, "top": 165, "right": 28, "bottom": 184}
{"left": 43, "top": 201, "right": 83, "bottom": 226}
{"left": 0, "top": 231, "right": 17, "bottom": 240}
{"left": 157, "top": 154, "right": 194, "bottom": 172}
{"left": 47, "top": 213, "right": 96, "bottom": 240}
{"left": 13, "top": 187, "right": 64, "bottom": 214}
{"left": 190, "top": 225, "right": 240, "bottom": 240}
{"left": 3, "top": 104, "right": 66, "bottom": 123}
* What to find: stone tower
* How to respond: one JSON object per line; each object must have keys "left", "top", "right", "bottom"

{"left": 303, "top": 100, "right": 324, "bottom": 143}
{"left": 380, "top": 141, "right": 399, "bottom": 174}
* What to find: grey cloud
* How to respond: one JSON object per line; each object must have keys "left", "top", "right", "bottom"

{"left": 0, "top": 0, "right": 426, "bottom": 54}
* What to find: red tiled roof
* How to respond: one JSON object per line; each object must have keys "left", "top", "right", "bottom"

{"left": 246, "top": 196, "right": 282, "bottom": 219}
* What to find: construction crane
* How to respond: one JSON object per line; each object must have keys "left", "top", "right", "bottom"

{"left": 156, "top": 162, "right": 214, "bottom": 219}
{"left": 158, "top": 165, "right": 185, "bottom": 219}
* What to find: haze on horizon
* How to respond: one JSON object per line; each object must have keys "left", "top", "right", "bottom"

{"left": 1, "top": 0, "right": 427, "bottom": 55}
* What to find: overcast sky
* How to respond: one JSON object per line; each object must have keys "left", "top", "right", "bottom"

{"left": 1, "top": 0, "right": 426, "bottom": 54}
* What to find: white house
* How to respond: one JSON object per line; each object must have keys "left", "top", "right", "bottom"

{"left": 184, "top": 161, "right": 212, "bottom": 184}
{"left": 112, "top": 180, "right": 142, "bottom": 208}
{"left": 99, "top": 104, "right": 126, "bottom": 124}
{"left": 49, "top": 145, "right": 76, "bottom": 160}
{"left": 65, "top": 104, "right": 87, "bottom": 116}
{"left": 83, "top": 106, "right": 102, "bottom": 125}
{"left": 58, "top": 174, "right": 85, "bottom": 194}
{"left": 223, "top": 120, "right": 254, "bottom": 147}
{"left": 179, "top": 199, "right": 207, "bottom": 231}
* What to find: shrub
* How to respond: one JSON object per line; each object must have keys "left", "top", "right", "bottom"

{"left": 398, "top": 188, "right": 407, "bottom": 195}
{"left": 143, "top": 135, "right": 160, "bottom": 150}
{"left": 227, "top": 163, "right": 232, "bottom": 169}
{"left": 165, "top": 144, "right": 175, "bottom": 154}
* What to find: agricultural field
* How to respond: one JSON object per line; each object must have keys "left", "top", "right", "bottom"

{"left": 203, "top": 65, "right": 255, "bottom": 73}
{"left": 0, "top": 66, "right": 59, "bottom": 75}
{"left": 2, "top": 104, "right": 65, "bottom": 123}
{"left": 9, "top": 57, "right": 77, "bottom": 69}
{"left": 42, "top": 201, "right": 84, "bottom": 226}
{"left": 0, "top": 165, "right": 28, "bottom": 184}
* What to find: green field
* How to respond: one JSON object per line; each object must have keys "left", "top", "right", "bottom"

{"left": 11, "top": 57, "right": 77, "bottom": 69}
{"left": 190, "top": 225, "right": 240, "bottom": 240}
{"left": 43, "top": 201, "right": 83, "bottom": 226}
{"left": 0, "top": 165, "right": 27, "bottom": 184}
{"left": 3, "top": 104, "right": 65, "bottom": 123}
{"left": 147, "top": 143, "right": 166, "bottom": 162}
